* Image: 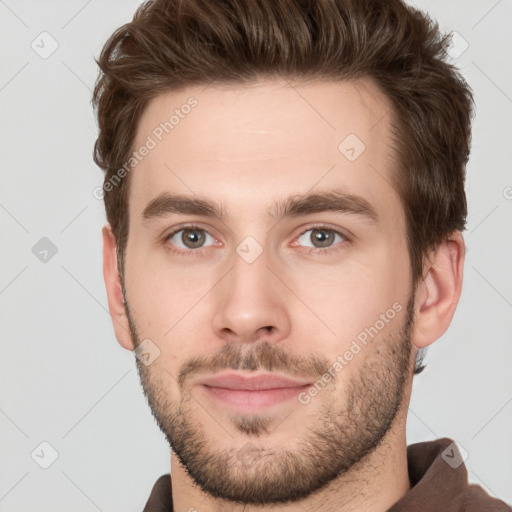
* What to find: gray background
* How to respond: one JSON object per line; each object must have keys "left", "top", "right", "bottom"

{"left": 1, "top": 0, "right": 511, "bottom": 510}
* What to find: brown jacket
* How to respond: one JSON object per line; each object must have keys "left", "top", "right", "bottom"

{"left": 143, "top": 438, "right": 512, "bottom": 511}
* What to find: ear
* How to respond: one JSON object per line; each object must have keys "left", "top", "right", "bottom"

{"left": 102, "top": 224, "right": 134, "bottom": 351}
{"left": 411, "top": 231, "right": 465, "bottom": 349}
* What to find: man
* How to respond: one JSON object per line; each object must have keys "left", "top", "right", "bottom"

{"left": 92, "top": 0, "right": 511, "bottom": 510}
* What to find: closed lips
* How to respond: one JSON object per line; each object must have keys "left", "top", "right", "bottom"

{"left": 199, "top": 373, "right": 312, "bottom": 391}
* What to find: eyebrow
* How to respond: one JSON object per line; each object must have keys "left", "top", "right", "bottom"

{"left": 141, "top": 189, "right": 379, "bottom": 225}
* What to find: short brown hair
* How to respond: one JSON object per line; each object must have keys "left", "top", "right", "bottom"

{"left": 92, "top": 0, "right": 474, "bottom": 375}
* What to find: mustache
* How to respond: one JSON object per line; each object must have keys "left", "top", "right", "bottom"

{"left": 177, "top": 341, "right": 331, "bottom": 389}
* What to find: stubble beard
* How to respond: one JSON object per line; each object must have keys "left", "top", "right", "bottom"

{"left": 126, "top": 296, "right": 414, "bottom": 505}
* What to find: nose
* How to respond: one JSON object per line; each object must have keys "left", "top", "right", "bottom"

{"left": 211, "top": 246, "right": 292, "bottom": 345}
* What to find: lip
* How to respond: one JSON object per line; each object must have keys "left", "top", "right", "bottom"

{"left": 197, "top": 372, "right": 312, "bottom": 411}
{"left": 199, "top": 372, "right": 312, "bottom": 390}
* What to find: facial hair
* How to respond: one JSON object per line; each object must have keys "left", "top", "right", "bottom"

{"left": 126, "top": 295, "right": 414, "bottom": 505}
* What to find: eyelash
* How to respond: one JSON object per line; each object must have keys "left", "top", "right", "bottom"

{"left": 162, "top": 224, "right": 350, "bottom": 258}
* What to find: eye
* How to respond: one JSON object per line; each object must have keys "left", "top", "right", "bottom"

{"left": 162, "top": 224, "right": 348, "bottom": 257}
{"left": 295, "top": 225, "right": 348, "bottom": 251}
{"left": 164, "top": 225, "right": 217, "bottom": 254}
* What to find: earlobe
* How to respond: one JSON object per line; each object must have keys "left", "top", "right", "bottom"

{"left": 102, "top": 224, "right": 135, "bottom": 351}
{"left": 411, "top": 232, "right": 465, "bottom": 349}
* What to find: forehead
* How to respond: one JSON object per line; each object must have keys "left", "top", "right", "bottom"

{"left": 129, "top": 77, "right": 400, "bottom": 224}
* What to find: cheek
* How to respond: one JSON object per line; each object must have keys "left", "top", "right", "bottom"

{"left": 124, "top": 251, "right": 221, "bottom": 358}
{"left": 125, "top": 230, "right": 199, "bottom": 302}
{"left": 286, "top": 247, "right": 408, "bottom": 359}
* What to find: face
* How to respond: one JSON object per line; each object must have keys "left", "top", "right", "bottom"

{"left": 121, "top": 78, "right": 416, "bottom": 504}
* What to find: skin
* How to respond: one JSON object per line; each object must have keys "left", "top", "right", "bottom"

{"left": 103, "top": 77, "right": 465, "bottom": 511}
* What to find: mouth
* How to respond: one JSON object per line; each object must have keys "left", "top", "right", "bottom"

{"left": 197, "top": 372, "right": 312, "bottom": 411}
